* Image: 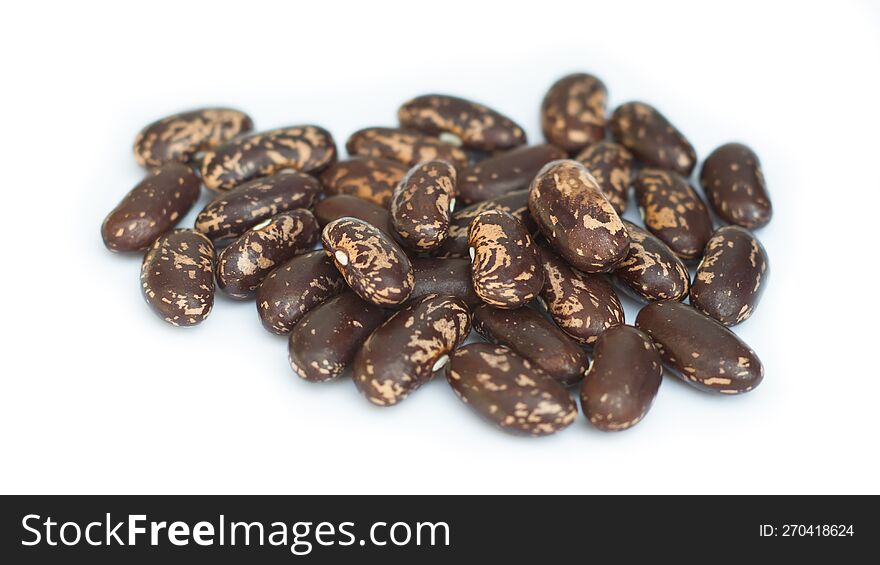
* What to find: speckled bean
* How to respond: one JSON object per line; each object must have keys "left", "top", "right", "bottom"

{"left": 321, "top": 217, "right": 414, "bottom": 306}
{"left": 574, "top": 141, "right": 634, "bottom": 215}
{"left": 610, "top": 101, "right": 697, "bottom": 176}
{"left": 700, "top": 143, "right": 772, "bottom": 229}
{"left": 140, "top": 229, "right": 215, "bottom": 326}
{"left": 217, "top": 210, "right": 319, "bottom": 298}
{"left": 353, "top": 294, "right": 471, "bottom": 406}
{"left": 102, "top": 163, "right": 200, "bottom": 252}
{"left": 312, "top": 195, "right": 392, "bottom": 234}
{"left": 345, "top": 127, "right": 469, "bottom": 170}
{"left": 540, "top": 73, "right": 607, "bottom": 154}
{"left": 319, "top": 156, "right": 407, "bottom": 208}
{"left": 612, "top": 221, "right": 690, "bottom": 302}
{"left": 390, "top": 160, "right": 456, "bottom": 251}
{"left": 434, "top": 189, "right": 534, "bottom": 258}
{"left": 457, "top": 144, "right": 566, "bottom": 205}
{"left": 446, "top": 343, "right": 578, "bottom": 436}
{"left": 411, "top": 258, "right": 480, "bottom": 306}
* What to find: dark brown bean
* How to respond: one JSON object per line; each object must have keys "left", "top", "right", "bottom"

{"left": 411, "top": 258, "right": 480, "bottom": 306}
{"left": 446, "top": 343, "right": 578, "bottom": 436}
{"left": 345, "top": 127, "right": 469, "bottom": 170}
{"left": 612, "top": 221, "right": 690, "bottom": 302}
{"left": 353, "top": 295, "right": 471, "bottom": 406}
{"left": 539, "top": 245, "right": 624, "bottom": 345}
{"left": 194, "top": 172, "right": 321, "bottom": 243}
{"left": 312, "top": 195, "right": 392, "bottom": 234}
{"left": 289, "top": 292, "right": 389, "bottom": 382}
{"left": 321, "top": 217, "right": 414, "bottom": 306}
{"left": 473, "top": 304, "right": 589, "bottom": 387}
{"left": 610, "top": 101, "right": 696, "bottom": 176}
{"left": 435, "top": 190, "right": 534, "bottom": 258}
{"left": 201, "top": 125, "right": 337, "bottom": 191}
{"left": 133, "top": 108, "right": 253, "bottom": 168}
{"left": 319, "top": 156, "right": 407, "bottom": 208}
{"left": 468, "top": 210, "right": 543, "bottom": 308}
{"left": 217, "top": 210, "right": 319, "bottom": 299}
{"left": 529, "top": 159, "right": 630, "bottom": 272}
{"left": 635, "top": 169, "right": 713, "bottom": 261}
{"left": 580, "top": 325, "right": 662, "bottom": 431}
{"left": 256, "top": 251, "right": 346, "bottom": 335}
{"left": 398, "top": 94, "right": 526, "bottom": 152}
{"left": 700, "top": 143, "right": 772, "bottom": 229}
{"left": 635, "top": 300, "right": 764, "bottom": 394}
{"left": 390, "top": 160, "right": 456, "bottom": 252}
{"left": 457, "top": 144, "right": 566, "bottom": 205}
{"left": 102, "top": 163, "right": 200, "bottom": 252}
{"left": 540, "top": 73, "right": 608, "bottom": 154}
{"left": 574, "top": 141, "right": 634, "bottom": 214}
{"left": 690, "top": 226, "right": 768, "bottom": 326}
{"left": 140, "top": 229, "right": 215, "bottom": 326}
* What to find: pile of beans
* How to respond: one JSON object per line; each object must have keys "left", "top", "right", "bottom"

{"left": 103, "top": 73, "right": 771, "bottom": 435}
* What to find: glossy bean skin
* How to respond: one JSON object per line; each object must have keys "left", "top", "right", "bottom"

{"left": 446, "top": 344, "right": 578, "bottom": 436}
{"left": 690, "top": 226, "right": 768, "bottom": 326}
{"left": 528, "top": 159, "right": 630, "bottom": 273}
{"left": 574, "top": 141, "right": 634, "bottom": 214}
{"left": 133, "top": 107, "right": 253, "bottom": 168}
{"left": 353, "top": 295, "right": 471, "bottom": 406}
{"left": 289, "top": 292, "right": 389, "bottom": 382}
{"left": 102, "top": 163, "right": 200, "bottom": 252}
{"left": 580, "top": 325, "right": 662, "bottom": 431}
{"left": 256, "top": 251, "right": 346, "bottom": 335}
{"left": 635, "top": 300, "right": 763, "bottom": 394}
{"left": 434, "top": 190, "right": 533, "bottom": 258}
{"left": 398, "top": 94, "right": 526, "bottom": 152}
{"left": 457, "top": 144, "right": 566, "bottom": 205}
{"left": 140, "top": 229, "right": 215, "bottom": 326}
{"left": 473, "top": 304, "right": 589, "bottom": 387}
{"left": 312, "top": 195, "right": 392, "bottom": 234}
{"left": 217, "top": 210, "right": 319, "bottom": 299}
{"left": 319, "top": 156, "right": 407, "bottom": 208}
{"left": 194, "top": 172, "right": 321, "bottom": 243}
{"left": 411, "top": 258, "right": 480, "bottom": 306}
{"left": 612, "top": 221, "right": 690, "bottom": 302}
{"left": 468, "top": 210, "right": 543, "bottom": 308}
{"left": 201, "top": 125, "right": 337, "bottom": 191}
{"left": 345, "top": 127, "right": 469, "bottom": 170}
{"left": 634, "top": 169, "right": 713, "bottom": 261}
{"left": 390, "top": 160, "right": 456, "bottom": 252}
{"left": 321, "top": 217, "right": 414, "bottom": 306}
{"left": 700, "top": 143, "right": 772, "bottom": 229}
{"left": 539, "top": 245, "right": 624, "bottom": 345}
{"left": 540, "top": 73, "right": 608, "bottom": 154}
{"left": 610, "top": 101, "right": 697, "bottom": 176}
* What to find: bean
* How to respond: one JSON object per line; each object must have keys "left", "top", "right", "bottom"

{"left": 353, "top": 294, "right": 471, "bottom": 406}
{"left": 102, "top": 163, "right": 200, "bottom": 252}
{"left": 529, "top": 159, "right": 630, "bottom": 272}
{"left": 468, "top": 210, "right": 543, "bottom": 308}
{"left": 574, "top": 141, "right": 634, "bottom": 214}
{"left": 612, "top": 221, "right": 690, "bottom": 302}
{"left": 194, "top": 172, "right": 321, "bottom": 243}
{"left": 540, "top": 73, "right": 608, "bottom": 154}
{"left": 580, "top": 325, "right": 662, "bottom": 431}
{"left": 289, "top": 292, "right": 389, "bottom": 382}
{"left": 690, "top": 226, "right": 768, "bottom": 326}
{"left": 699, "top": 143, "right": 772, "bottom": 229}
{"left": 217, "top": 210, "right": 319, "bottom": 299}
{"left": 539, "top": 245, "right": 624, "bottom": 345}
{"left": 345, "top": 127, "right": 469, "bottom": 170}
{"left": 635, "top": 300, "right": 763, "bottom": 394}
{"left": 319, "top": 156, "right": 407, "bottom": 208}
{"left": 201, "top": 125, "right": 337, "bottom": 191}
{"left": 321, "top": 217, "right": 414, "bottom": 306}
{"left": 390, "top": 160, "right": 456, "bottom": 251}
{"left": 473, "top": 304, "right": 589, "bottom": 387}
{"left": 446, "top": 343, "right": 578, "bottom": 436}
{"left": 610, "top": 101, "right": 696, "bottom": 175}
{"left": 256, "top": 250, "right": 346, "bottom": 335}
{"left": 634, "top": 169, "right": 713, "bottom": 261}
{"left": 411, "top": 258, "right": 480, "bottom": 306}
{"left": 140, "top": 229, "right": 215, "bottom": 326}
{"left": 398, "top": 94, "right": 526, "bottom": 152}
{"left": 312, "top": 194, "right": 392, "bottom": 234}
{"left": 457, "top": 144, "right": 565, "bottom": 205}
{"left": 133, "top": 107, "right": 253, "bottom": 168}
{"left": 434, "top": 189, "right": 534, "bottom": 258}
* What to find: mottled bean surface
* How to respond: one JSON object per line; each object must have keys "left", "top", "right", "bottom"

{"left": 446, "top": 344, "right": 578, "bottom": 436}
{"left": 391, "top": 160, "right": 456, "bottom": 251}
{"left": 610, "top": 101, "right": 696, "bottom": 176}
{"left": 435, "top": 190, "right": 533, "bottom": 258}
{"left": 345, "top": 127, "right": 469, "bottom": 169}
{"left": 540, "top": 73, "right": 607, "bottom": 154}
{"left": 635, "top": 169, "right": 712, "bottom": 261}
{"left": 319, "top": 156, "right": 407, "bottom": 208}
{"left": 140, "top": 229, "right": 215, "bottom": 326}
{"left": 700, "top": 143, "right": 772, "bottom": 229}
{"left": 411, "top": 258, "right": 480, "bottom": 306}
{"left": 312, "top": 195, "right": 392, "bottom": 234}
{"left": 457, "top": 144, "right": 565, "bottom": 205}
{"left": 575, "top": 141, "right": 634, "bottom": 214}
{"left": 612, "top": 221, "right": 690, "bottom": 302}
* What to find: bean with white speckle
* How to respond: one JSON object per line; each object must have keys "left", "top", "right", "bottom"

{"left": 391, "top": 160, "right": 456, "bottom": 252}
{"left": 610, "top": 101, "right": 696, "bottom": 176}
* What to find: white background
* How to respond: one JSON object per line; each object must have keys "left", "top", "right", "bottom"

{"left": 1, "top": 0, "right": 878, "bottom": 494}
